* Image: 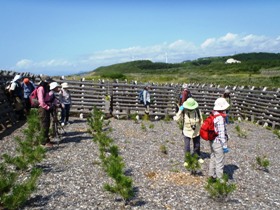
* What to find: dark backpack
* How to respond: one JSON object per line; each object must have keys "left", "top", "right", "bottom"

{"left": 138, "top": 90, "right": 144, "bottom": 104}
{"left": 200, "top": 113, "right": 221, "bottom": 141}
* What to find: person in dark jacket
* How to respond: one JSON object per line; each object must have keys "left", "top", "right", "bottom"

{"left": 22, "top": 77, "right": 36, "bottom": 114}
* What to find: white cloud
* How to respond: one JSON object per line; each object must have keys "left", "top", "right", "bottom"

{"left": 14, "top": 33, "right": 280, "bottom": 75}
{"left": 16, "top": 59, "right": 33, "bottom": 68}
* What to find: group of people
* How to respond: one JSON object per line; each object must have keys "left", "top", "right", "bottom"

{"left": 6, "top": 75, "right": 72, "bottom": 148}
{"left": 173, "top": 83, "right": 232, "bottom": 181}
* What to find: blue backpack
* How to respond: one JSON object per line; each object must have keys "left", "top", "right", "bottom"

{"left": 138, "top": 90, "right": 144, "bottom": 104}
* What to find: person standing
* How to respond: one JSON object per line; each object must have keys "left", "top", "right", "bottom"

{"left": 179, "top": 83, "right": 192, "bottom": 106}
{"left": 22, "top": 77, "right": 36, "bottom": 114}
{"left": 8, "top": 74, "right": 25, "bottom": 120}
{"left": 37, "top": 77, "right": 59, "bottom": 147}
{"left": 208, "top": 97, "right": 230, "bottom": 180}
{"left": 222, "top": 89, "right": 231, "bottom": 124}
{"left": 173, "top": 98, "right": 203, "bottom": 158}
{"left": 143, "top": 85, "right": 151, "bottom": 114}
{"left": 59, "top": 82, "right": 72, "bottom": 126}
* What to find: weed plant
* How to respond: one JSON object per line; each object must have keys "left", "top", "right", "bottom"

{"left": 159, "top": 144, "right": 168, "bottom": 154}
{"left": 235, "top": 125, "right": 247, "bottom": 138}
{"left": 273, "top": 129, "right": 280, "bottom": 139}
{"left": 141, "top": 122, "right": 147, "bottom": 131}
{"left": 256, "top": 155, "right": 270, "bottom": 172}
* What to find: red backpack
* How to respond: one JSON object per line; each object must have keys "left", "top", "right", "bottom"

{"left": 200, "top": 113, "right": 222, "bottom": 141}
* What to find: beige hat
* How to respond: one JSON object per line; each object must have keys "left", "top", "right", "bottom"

{"left": 61, "top": 82, "right": 69, "bottom": 88}
{"left": 183, "top": 98, "right": 198, "bottom": 110}
{"left": 214, "top": 97, "right": 230, "bottom": 111}
{"left": 49, "top": 82, "right": 60, "bottom": 90}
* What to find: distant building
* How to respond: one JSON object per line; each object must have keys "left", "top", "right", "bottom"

{"left": 225, "top": 58, "right": 241, "bottom": 64}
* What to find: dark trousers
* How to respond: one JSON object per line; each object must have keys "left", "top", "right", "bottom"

{"left": 61, "top": 104, "right": 71, "bottom": 123}
{"left": 38, "top": 107, "right": 51, "bottom": 145}
{"left": 184, "top": 135, "right": 201, "bottom": 157}
{"left": 24, "top": 97, "right": 32, "bottom": 113}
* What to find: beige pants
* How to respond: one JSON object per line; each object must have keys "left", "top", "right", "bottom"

{"left": 209, "top": 141, "right": 224, "bottom": 179}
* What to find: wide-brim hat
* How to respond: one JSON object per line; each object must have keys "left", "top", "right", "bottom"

{"left": 49, "top": 82, "right": 60, "bottom": 90}
{"left": 214, "top": 97, "right": 230, "bottom": 110}
{"left": 183, "top": 98, "right": 198, "bottom": 110}
{"left": 61, "top": 82, "right": 69, "bottom": 88}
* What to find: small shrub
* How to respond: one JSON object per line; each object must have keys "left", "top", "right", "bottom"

{"left": 128, "top": 113, "right": 140, "bottom": 123}
{"left": 160, "top": 144, "right": 168, "bottom": 154}
{"left": 235, "top": 125, "right": 247, "bottom": 138}
{"left": 273, "top": 129, "right": 280, "bottom": 139}
{"left": 184, "top": 153, "right": 201, "bottom": 175}
{"left": 205, "top": 174, "right": 236, "bottom": 201}
{"left": 256, "top": 155, "right": 270, "bottom": 171}
{"left": 141, "top": 123, "right": 147, "bottom": 131}
{"left": 142, "top": 114, "right": 149, "bottom": 121}
{"left": 164, "top": 115, "right": 171, "bottom": 122}
{"left": 149, "top": 123, "right": 155, "bottom": 129}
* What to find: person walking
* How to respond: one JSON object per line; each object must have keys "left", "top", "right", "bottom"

{"left": 173, "top": 98, "right": 203, "bottom": 159}
{"left": 59, "top": 82, "right": 72, "bottom": 126}
{"left": 208, "top": 97, "right": 230, "bottom": 180}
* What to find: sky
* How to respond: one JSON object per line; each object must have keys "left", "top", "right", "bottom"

{"left": 1, "top": 0, "right": 280, "bottom": 76}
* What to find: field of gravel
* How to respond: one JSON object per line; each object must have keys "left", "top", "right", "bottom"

{"left": 1, "top": 117, "right": 280, "bottom": 210}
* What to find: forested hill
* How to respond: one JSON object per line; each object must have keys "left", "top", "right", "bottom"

{"left": 74, "top": 52, "right": 280, "bottom": 88}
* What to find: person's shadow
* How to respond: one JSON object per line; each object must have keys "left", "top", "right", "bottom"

{"left": 224, "top": 164, "right": 239, "bottom": 179}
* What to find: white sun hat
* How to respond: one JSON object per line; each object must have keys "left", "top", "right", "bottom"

{"left": 214, "top": 97, "right": 230, "bottom": 111}
{"left": 49, "top": 82, "right": 60, "bottom": 90}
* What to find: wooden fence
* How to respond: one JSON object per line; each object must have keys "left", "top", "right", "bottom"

{"left": 1, "top": 70, "right": 280, "bottom": 134}
{"left": 61, "top": 80, "right": 280, "bottom": 128}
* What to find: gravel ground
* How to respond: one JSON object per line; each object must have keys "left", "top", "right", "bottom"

{"left": 1, "top": 117, "right": 280, "bottom": 210}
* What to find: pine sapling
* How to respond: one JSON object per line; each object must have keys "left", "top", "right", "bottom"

{"left": 205, "top": 174, "right": 236, "bottom": 201}
{"left": 184, "top": 153, "right": 201, "bottom": 175}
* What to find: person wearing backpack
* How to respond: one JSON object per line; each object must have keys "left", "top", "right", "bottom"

{"left": 178, "top": 83, "right": 192, "bottom": 106}
{"left": 173, "top": 98, "right": 203, "bottom": 159}
{"left": 208, "top": 97, "right": 230, "bottom": 180}
{"left": 22, "top": 77, "right": 36, "bottom": 114}
{"left": 8, "top": 74, "right": 25, "bottom": 120}
{"left": 37, "top": 77, "right": 60, "bottom": 148}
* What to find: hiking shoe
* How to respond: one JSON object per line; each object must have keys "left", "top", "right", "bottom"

{"left": 61, "top": 122, "right": 65, "bottom": 126}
